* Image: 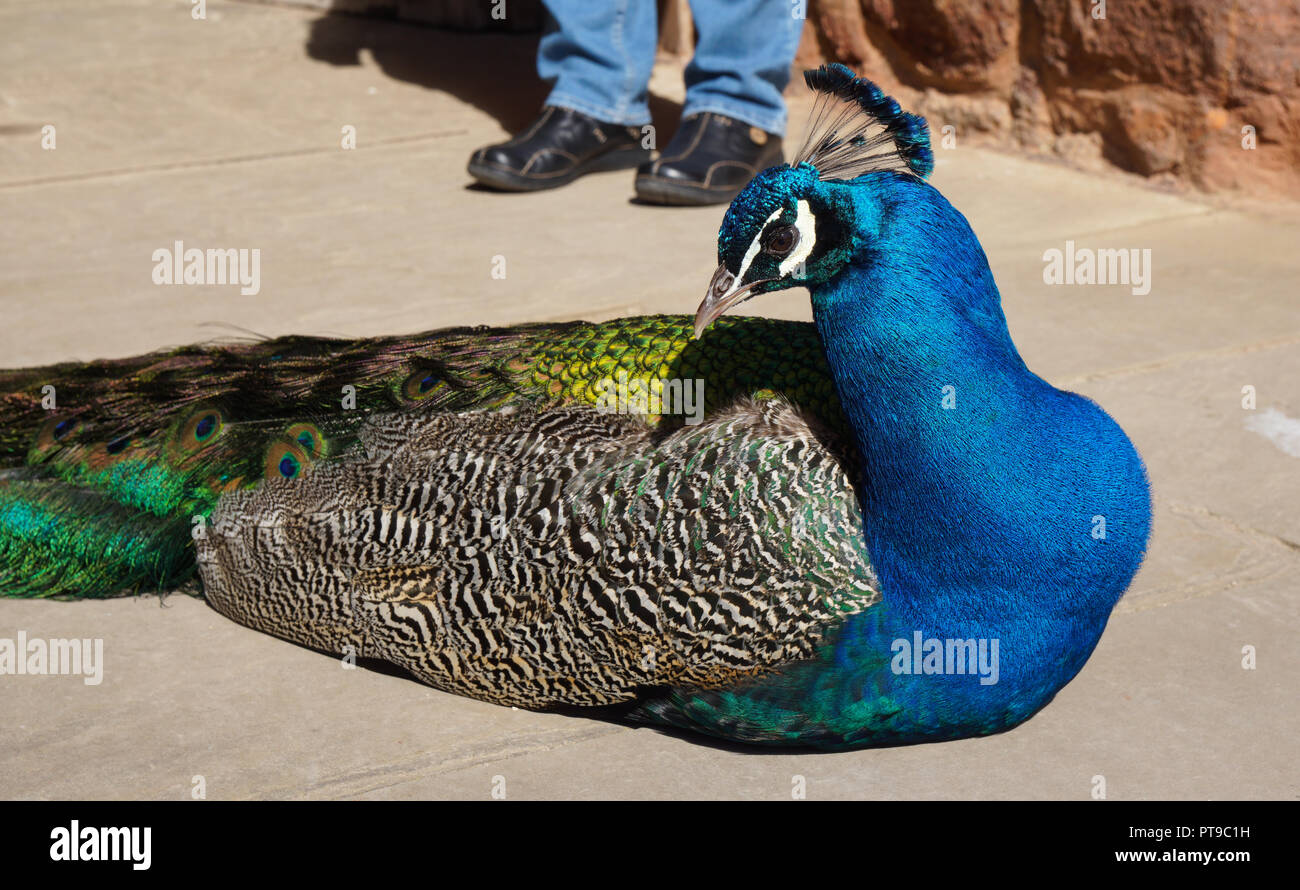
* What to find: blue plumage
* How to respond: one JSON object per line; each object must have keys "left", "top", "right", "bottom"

{"left": 644, "top": 66, "right": 1151, "bottom": 746}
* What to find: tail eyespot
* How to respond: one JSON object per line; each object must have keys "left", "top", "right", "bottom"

{"left": 168, "top": 406, "right": 225, "bottom": 463}
{"left": 193, "top": 412, "right": 219, "bottom": 442}
{"left": 84, "top": 434, "right": 135, "bottom": 471}
{"left": 34, "top": 416, "right": 82, "bottom": 453}
{"left": 284, "top": 422, "right": 327, "bottom": 459}
{"left": 403, "top": 369, "right": 441, "bottom": 401}
{"left": 263, "top": 439, "right": 312, "bottom": 481}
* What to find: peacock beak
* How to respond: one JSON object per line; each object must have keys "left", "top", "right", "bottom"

{"left": 694, "top": 263, "right": 773, "bottom": 339}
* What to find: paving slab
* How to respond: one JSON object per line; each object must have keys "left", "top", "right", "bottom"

{"left": 1, "top": 0, "right": 1297, "bottom": 799}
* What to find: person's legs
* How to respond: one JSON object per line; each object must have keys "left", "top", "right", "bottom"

{"left": 467, "top": 0, "right": 657, "bottom": 191}
{"left": 682, "top": 0, "right": 804, "bottom": 136}
{"left": 633, "top": 1, "right": 803, "bottom": 205}
{"left": 538, "top": 0, "right": 658, "bottom": 127}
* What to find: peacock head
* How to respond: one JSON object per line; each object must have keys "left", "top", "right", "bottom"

{"left": 695, "top": 64, "right": 934, "bottom": 338}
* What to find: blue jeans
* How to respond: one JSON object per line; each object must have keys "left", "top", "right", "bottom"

{"left": 538, "top": 0, "right": 804, "bottom": 136}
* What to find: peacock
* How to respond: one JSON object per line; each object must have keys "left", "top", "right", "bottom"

{"left": 0, "top": 65, "right": 1150, "bottom": 749}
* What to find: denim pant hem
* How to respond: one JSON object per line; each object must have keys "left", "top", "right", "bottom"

{"left": 538, "top": 1, "right": 803, "bottom": 139}
{"left": 680, "top": 99, "right": 788, "bottom": 138}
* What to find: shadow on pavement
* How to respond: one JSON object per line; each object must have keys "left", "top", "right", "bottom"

{"left": 303, "top": 12, "right": 685, "bottom": 144}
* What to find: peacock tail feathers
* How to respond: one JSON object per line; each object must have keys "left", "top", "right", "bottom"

{"left": 0, "top": 474, "right": 197, "bottom": 598}
{"left": 0, "top": 316, "right": 845, "bottom": 600}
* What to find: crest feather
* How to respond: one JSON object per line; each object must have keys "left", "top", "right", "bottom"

{"left": 793, "top": 64, "right": 933, "bottom": 181}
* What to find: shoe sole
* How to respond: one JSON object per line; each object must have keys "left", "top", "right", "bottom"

{"left": 468, "top": 147, "right": 652, "bottom": 192}
{"left": 633, "top": 176, "right": 742, "bottom": 205}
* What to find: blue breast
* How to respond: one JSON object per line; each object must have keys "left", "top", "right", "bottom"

{"left": 652, "top": 172, "right": 1152, "bottom": 748}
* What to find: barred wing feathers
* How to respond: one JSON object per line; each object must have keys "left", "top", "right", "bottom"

{"left": 198, "top": 399, "right": 880, "bottom": 706}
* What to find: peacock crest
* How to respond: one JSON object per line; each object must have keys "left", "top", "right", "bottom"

{"left": 793, "top": 63, "right": 934, "bottom": 182}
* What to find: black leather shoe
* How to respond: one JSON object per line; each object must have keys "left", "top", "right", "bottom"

{"left": 467, "top": 106, "right": 651, "bottom": 192}
{"left": 635, "top": 112, "right": 784, "bottom": 205}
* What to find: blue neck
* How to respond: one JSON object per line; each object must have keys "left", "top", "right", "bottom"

{"left": 647, "top": 175, "right": 1152, "bottom": 749}
{"left": 811, "top": 176, "right": 1151, "bottom": 685}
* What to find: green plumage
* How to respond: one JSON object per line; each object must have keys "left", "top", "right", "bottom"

{"left": 0, "top": 316, "right": 843, "bottom": 599}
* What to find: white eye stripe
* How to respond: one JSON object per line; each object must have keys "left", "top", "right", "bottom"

{"left": 778, "top": 200, "right": 817, "bottom": 277}
{"left": 734, "top": 208, "right": 784, "bottom": 285}
{"left": 734, "top": 203, "right": 819, "bottom": 286}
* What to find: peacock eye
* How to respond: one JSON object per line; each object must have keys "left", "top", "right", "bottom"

{"left": 194, "top": 413, "right": 218, "bottom": 441}
{"left": 764, "top": 225, "right": 798, "bottom": 257}
{"left": 403, "top": 369, "right": 442, "bottom": 401}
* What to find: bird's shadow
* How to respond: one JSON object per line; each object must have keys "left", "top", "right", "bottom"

{"left": 158, "top": 594, "right": 974, "bottom": 756}
{"left": 344, "top": 654, "right": 780, "bottom": 754}
{"left": 303, "top": 11, "right": 685, "bottom": 146}
{"left": 351, "top": 658, "right": 979, "bottom": 755}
